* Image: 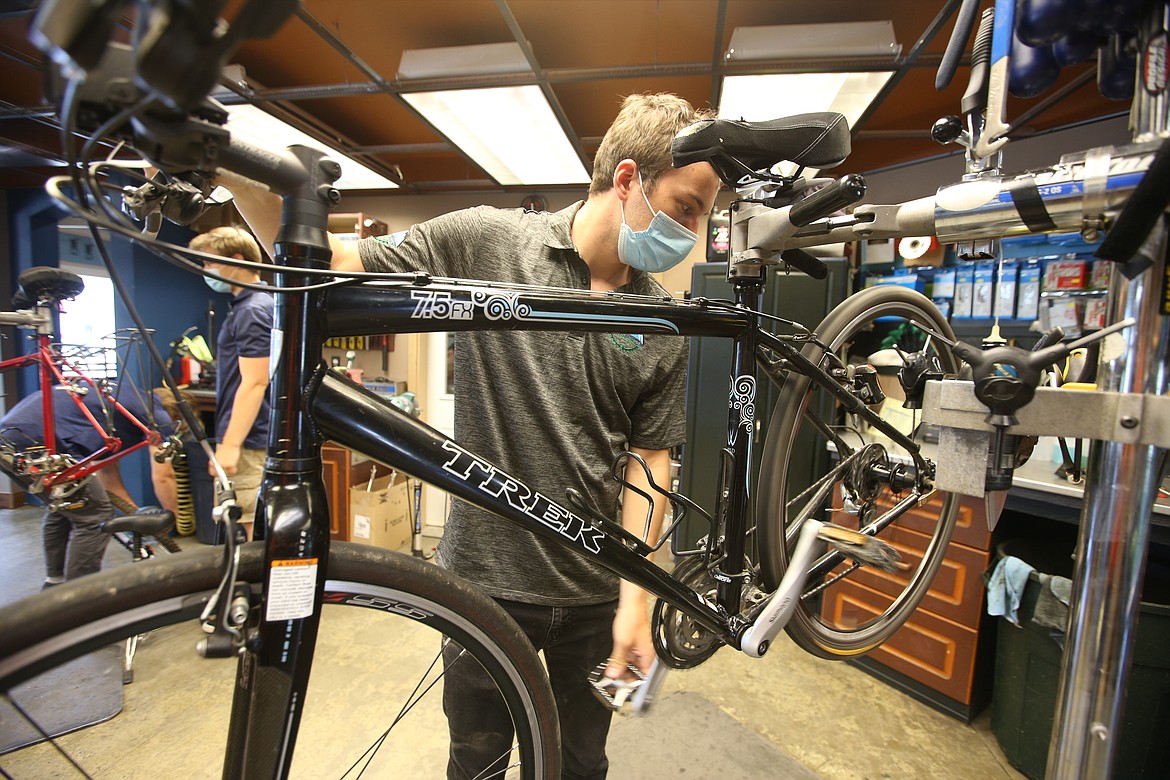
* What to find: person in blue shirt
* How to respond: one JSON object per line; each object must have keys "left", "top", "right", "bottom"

{"left": 0, "top": 384, "right": 178, "bottom": 585}
{"left": 188, "top": 226, "right": 273, "bottom": 541}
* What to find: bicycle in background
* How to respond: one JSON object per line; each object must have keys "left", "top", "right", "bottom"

{"left": 0, "top": 267, "right": 183, "bottom": 513}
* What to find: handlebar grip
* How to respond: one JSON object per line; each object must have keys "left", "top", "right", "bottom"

{"left": 960, "top": 7, "right": 996, "bottom": 116}
{"left": 788, "top": 174, "right": 866, "bottom": 227}
{"left": 936, "top": 0, "right": 983, "bottom": 91}
{"left": 780, "top": 249, "right": 828, "bottom": 280}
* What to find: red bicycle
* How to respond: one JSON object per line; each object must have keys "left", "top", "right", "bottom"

{"left": 0, "top": 266, "right": 176, "bottom": 512}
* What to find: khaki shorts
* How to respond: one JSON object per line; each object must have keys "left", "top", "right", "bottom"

{"left": 233, "top": 448, "right": 266, "bottom": 530}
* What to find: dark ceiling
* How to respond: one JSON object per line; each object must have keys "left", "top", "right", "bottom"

{"left": 0, "top": 1, "right": 1128, "bottom": 194}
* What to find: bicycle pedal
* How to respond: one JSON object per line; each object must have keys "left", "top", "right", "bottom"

{"left": 818, "top": 524, "right": 902, "bottom": 573}
{"left": 587, "top": 661, "right": 647, "bottom": 711}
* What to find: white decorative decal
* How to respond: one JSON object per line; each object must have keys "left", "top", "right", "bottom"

{"left": 730, "top": 375, "right": 756, "bottom": 431}
{"left": 474, "top": 290, "right": 532, "bottom": 320}
{"left": 410, "top": 289, "right": 532, "bottom": 321}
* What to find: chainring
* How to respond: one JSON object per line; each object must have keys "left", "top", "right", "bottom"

{"left": 651, "top": 554, "right": 726, "bottom": 669}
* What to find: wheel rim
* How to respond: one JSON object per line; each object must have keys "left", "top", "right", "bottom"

{"left": 0, "top": 544, "right": 557, "bottom": 779}
{"left": 757, "top": 289, "right": 961, "bottom": 657}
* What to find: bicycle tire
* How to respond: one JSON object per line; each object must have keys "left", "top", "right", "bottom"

{"left": 0, "top": 542, "right": 561, "bottom": 779}
{"left": 756, "top": 286, "right": 961, "bottom": 658}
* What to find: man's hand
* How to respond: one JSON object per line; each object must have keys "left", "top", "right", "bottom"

{"left": 607, "top": 590, "right": 655, "bottom": 679}
{"left": 212, "top": 442, "right": 241, "bottom": 477}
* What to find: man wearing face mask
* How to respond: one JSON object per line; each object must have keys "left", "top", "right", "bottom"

{"left": 230, "top": 92, "right": 722, "bottom": 780}
{"left": 188, "top": 226, "right": 272, "bottom": 542}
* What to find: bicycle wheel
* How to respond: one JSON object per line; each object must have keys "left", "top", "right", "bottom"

{"left": 756, "top": 286, "right": 961, "bottom": 658}
{"left": 0, "top": 542, "right": 560, "bottom": 779}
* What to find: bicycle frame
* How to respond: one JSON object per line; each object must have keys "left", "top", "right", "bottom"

{"left": 217, "top": 146, "right": 932, "bottom": 774}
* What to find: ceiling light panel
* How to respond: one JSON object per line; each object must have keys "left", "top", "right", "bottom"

{"left": 725, "top": 21, "right": 901, "bottom": 62}
{"left": 403, "top": 86, "right": 590, "bottom": 186}
{"left": 224, "top": 103, "right": 398, "bottom": 190}
{"left": 718, "top": 71, "right": 894, "bottom": 126}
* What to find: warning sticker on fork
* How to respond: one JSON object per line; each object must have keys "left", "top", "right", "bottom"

{"left": 265, "top": 558, "right": 319, "bottom": 622}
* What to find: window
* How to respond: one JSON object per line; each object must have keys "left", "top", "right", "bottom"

{"left": 58, "top": 249, "right": 119, "bottom": 381}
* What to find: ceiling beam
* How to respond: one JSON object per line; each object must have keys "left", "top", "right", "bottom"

{"left": 494, "top": 0, "right": 591, "bottom": 177}
{"left": 706, "top": 0, "right": 728, "bottom": 112}
{"left": 211, "top": 53, "right": 953, "bottom": 107}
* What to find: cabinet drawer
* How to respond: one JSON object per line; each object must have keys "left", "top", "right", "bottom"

{"left": 876, "top": 492, "right": 990, "bottom": 551}
{"left": 821, "top": 577, "right": 980, "bottom": 704}
{"left": 829, "top": 523, "right": 989, "bottom": 627}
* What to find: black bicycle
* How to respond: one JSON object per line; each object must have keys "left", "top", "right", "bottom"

{"left": 1, "top": 2, "right": 1163, "bottom": 779}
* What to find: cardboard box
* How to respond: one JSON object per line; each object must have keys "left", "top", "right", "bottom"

{"left": 1044, "top": 298, "right": 1083, "bottom": 338}
{"left": 1083, "top": 296, "right": 1108, "bottom": 330}
{"left": 871, "top": 272, "right": 926, "bottom": 293}
{"left": 932, "top": 268, "right": 956, "bottom": 299}
{"left": 1089, "top": 260, "right": 1112, "bottom": 290}
{"left": 365, "top": 379, "right": 408, "bottom": 398}
{"left": 350, "top": 473, "right": 411, "bottom": 551}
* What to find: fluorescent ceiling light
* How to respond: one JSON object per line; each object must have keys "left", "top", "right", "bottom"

{"left": 719, "top": 71, "right": 893, "bottom": 126}
{"left": 403, "top": 86, "right": 589, "bottom": 186}
{"left": 399, "top": 42, "right": 588, "bottom": 186}
{"left": 224, "top": 103, "right": 398, "bottom": 190}
{"left": 725, "top": 21, "right": 901, "bottom": 62}
{"left": 717, "top": 22, "right": 898, "bottom": 177}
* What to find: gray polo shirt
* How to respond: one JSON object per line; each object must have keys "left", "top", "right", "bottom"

{"left": 358, "top": 202, "right": 688, "bottom": 604}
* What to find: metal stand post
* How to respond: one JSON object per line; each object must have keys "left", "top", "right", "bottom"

{"left": 1046, "top": 224, "right": 1170, "bottom": 779}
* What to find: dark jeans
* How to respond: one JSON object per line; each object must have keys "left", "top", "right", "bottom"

{"left": 443, "top": 597, "right": 618, "bottom": 780}
{"left": 42, "top": 477, "right": 113, "bottom": 580}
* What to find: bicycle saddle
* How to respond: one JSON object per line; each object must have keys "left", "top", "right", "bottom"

{"left": 672, "top": 112, "right": 850, "bottom": 186}
{"left": 17, "top": 266, "right": 85, "bottom": 306}
{"left": 103, "top": 506, "right": 175, "bottom": 537}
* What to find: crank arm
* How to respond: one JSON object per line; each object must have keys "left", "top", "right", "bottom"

{"left": 740, "top": 519, "right": 824, "bottom": 658}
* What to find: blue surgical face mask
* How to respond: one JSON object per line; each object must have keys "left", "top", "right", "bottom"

{"left": 617, "top": 172, "right": 698, "bottom": 273}
{"left": 204, "top": 276, "right": 232, "bottom": 294}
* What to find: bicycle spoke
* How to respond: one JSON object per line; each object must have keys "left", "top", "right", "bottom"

{"left": 345, "top": 644, "right": 451, "bottom": 778}
{"left": 4, "top": 692, "right": 94, "bottom": 780}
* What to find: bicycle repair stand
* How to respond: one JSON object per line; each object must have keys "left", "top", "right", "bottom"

{"left": 921, "top": 46, "right": 1170, "bottom": 780}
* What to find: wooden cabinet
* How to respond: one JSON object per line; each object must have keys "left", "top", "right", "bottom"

{"left": 320, "top": 443, "right": 377, "bottom": 541}
{"left": 820, "top": 493, "right": 995, "bottom": 721}
{"left": 321, "top": 443, "right": 350, "bottom": 541}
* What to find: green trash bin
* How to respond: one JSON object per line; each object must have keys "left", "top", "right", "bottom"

{"left": 991, "top": 537, "right": 1170, "bottom": 779}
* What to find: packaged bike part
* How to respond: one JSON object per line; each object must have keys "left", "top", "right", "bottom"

{"left": 1016, "top": 261, "right": 1042, "bottom": 320}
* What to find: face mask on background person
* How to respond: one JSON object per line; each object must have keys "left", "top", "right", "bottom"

{"left": 204, "top": 275, "right": 232, "bottom": 294}
{"left": 617, "top": 172, "right": 698, "bottom": 273}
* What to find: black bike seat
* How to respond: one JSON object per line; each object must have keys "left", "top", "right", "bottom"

{"left": 672, "top": 112, "right": 851, "bottom": 186}
{"left": 104, "top": 507, "right": 175, "bottom": 537}
{"left": 18, "top": 266, "right": 85, "bottom": 305}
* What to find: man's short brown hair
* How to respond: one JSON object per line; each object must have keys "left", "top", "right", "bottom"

{"left": 588, "top": 93, "right": 714, "bottom": 196}
{"left": 189, "top": 225, "right": 264, "bottom": 265}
